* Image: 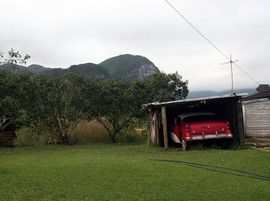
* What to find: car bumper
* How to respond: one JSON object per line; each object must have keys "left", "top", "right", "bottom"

{"left": 186, "top": 133, "right": 233, "bottom": 141}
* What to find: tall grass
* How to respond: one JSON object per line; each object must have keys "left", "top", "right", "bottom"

{"left": 71, "top": 121, "right": 111, "bottom": 144}
{"left": 15, "top": 128, "right": 54, "bottom": 146}
{"left": 15, "top": 121, "right": 148, "bottom": 146}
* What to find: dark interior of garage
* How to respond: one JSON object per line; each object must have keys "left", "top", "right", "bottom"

{"left": 148, "top": 95, "right": 245, "bottom": 148}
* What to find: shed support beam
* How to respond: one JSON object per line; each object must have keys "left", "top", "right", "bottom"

{"left": 237, "top": 100, "right": 245, "bottom": 144}
{"left": 154, "top": 112, "right": 160, "bottom": 146}
{"left": 161, "top": 106, "right": 168, "bottom": 149}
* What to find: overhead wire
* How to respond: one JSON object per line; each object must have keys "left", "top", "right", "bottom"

{"left": 234, "top": 63, "right": 260, "bottom": 84}
{"left": 164, "top": 0, "right": 260, "bottom": 85}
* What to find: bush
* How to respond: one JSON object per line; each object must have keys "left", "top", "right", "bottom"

{"left": 15, "top": 122, "right": 150, "bottom": 146}
{"left": 71, "top": 121, "right": 111, "bottom": 144}
{"left": 15, "top": 128, "right": 54, "bottom": 146}
{"left": 118, "top": 128, "right": 148, "bottom": 144}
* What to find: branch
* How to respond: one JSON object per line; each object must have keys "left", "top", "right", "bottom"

{"left": 0, "top": 119, "right": 14, "bottom": 131}
{"left": 96, "top": 117, "right": 112, "bottom": 137}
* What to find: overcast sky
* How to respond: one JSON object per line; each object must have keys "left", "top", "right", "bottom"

{"left": 0, "top": 0, "right": 269, "bottom": 91}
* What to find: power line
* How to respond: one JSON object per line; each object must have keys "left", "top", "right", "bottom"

{"left": 164, "top": 0, "right": 229, "bottom": 60}
{"left": 234, "top": 63, "right": 260, "bottom": 84}
{"left": 164, "top": 0, "right": 260, "bottom": 85}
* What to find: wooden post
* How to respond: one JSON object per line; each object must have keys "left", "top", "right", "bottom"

{"left": 237, "top": 99, "right": 245, "bottom": 144}
{"left": 161, "top": 106, "right": 168, "bottom": 149}
{"left": 154, "top": 112, "right": 160, "bottom": 146}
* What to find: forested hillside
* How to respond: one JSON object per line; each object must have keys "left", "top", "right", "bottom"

{"left": 0, "top": 54, "right": 159, "bottom": 81}
{"left": 99, "top": 54, "right": 159, "bottom": 81}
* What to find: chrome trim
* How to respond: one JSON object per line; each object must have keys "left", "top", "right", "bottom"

{"left": 170, "top": 132, "right": 181, "bottom": 143}
{"left": 186, "top": 134, "right": 233, "bottom": 141}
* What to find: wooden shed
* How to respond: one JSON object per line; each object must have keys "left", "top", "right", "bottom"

{"left": 243, "top": 90, "right": 270, "bottom": 140}
{"left": 147, "top": 95, "right": 245, "bottom": 149}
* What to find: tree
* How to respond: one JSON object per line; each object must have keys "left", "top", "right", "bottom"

{"left": 91, "top": 80, "right": 137, "bottom": 143}
{"left": 0, "top": 50, "right": 31, "bottom": 132}
{"left": 1, "top": 50, "right": 189, "bottom": 145}
{"left": 0, "top": 71, "right": 20, "bottom": 131}
{"left": 0, "top": 49, "right": 30, "bottom": 65}
{"left": 91, "top": 71, "right": 189, "bottom": 143}
{"left": 27, "top": 73, "right": 89, "bottom": 144}
{"left": 256, "top": 84, "right": 270, "bottom": 93}
{"left": 144, "top": 71, "right": 189, "bottom": 102}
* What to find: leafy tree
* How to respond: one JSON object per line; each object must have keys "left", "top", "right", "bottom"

{"left": 256, "top": 84, "right": 270, "bottom": 93}
{"left": 27, "top": 73, "right": 90, "bottom": 144}
{"left": 0, "top": 50, "right": 31, "bottom": 132}
{"left": 91, "top": 72, "right": 188, "bottom": 143}
{"left": 144, "top": 71, "right": 188, "bottom": 102}
{"left": 91, "top": 80, "right": 142, "bottom": 143}
{"left": 0, "top": 49, "right": 30, "bottom": 65}
{"left": 1, "top": 50, "right": 189, "bottom": 145}
{"left": 0, "top": 71, "right": 19, "bottom": 131}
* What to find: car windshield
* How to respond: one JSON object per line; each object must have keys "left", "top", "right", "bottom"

{"left": 183, "top": 114, "right": 219, "bottom": 123}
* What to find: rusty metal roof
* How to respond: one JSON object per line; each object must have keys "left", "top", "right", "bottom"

{"left": 147, "top": 94, "right": 242, "bottom": 107}
{"left": 243, "top": 90, "right": 270, "bottom": 101}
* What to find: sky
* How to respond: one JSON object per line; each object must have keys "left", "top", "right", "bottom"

{"left": 0, "top": 0, "right": 269, "bottom": 91}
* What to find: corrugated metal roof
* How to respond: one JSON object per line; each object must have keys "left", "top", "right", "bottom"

{"left": 243, "top": 90, "right": 270, "bottom": 101}
{"left": 242, "top": 98, "right": 269, "bottom": 105}
{"left": 147, "top": 94, "right": 242, "bottom": 107}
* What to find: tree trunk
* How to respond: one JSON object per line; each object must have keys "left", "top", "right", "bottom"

{"left": 96, "top": 118, "right": 117, "bottom": 143}
{"left": 111, "top": 134, "right": 117, "bottom": 143}
{"left": 60, "top": 133, "right": 69, "bottom": 144}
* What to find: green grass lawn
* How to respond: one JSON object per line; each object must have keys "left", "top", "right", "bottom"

{"left": 0, "top": 144, "right": 269, "bottom": 201}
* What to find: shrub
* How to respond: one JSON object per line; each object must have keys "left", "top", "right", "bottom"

{"left": 118, "top": 128, "right": 148, "bottom": 144}
{"left": 71, "top": 121, "right": 111, "bottom": 144}
{"left": 15, "top": 128, "right": 54, "bottom": 146}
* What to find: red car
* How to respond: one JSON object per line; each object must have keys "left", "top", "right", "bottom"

{"left": 170, "top": 113, "right": 233, "bottom": 151}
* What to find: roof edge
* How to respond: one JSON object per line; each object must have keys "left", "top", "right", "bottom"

{"left": 147, "top": 94, "right": 243, "bottom": 107}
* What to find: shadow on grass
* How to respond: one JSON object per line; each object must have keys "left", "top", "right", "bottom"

{"left": 150, "top": 158, "right": 270, "bottom": 182}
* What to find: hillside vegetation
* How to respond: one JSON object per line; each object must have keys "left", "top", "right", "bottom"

{"left": 99, "top": 54, "right": 159, "bottom": 81}
{"left": 0, "top": 70, "right": 188, "bottom": 144}
{"left": 0, "top": 54, "right": 159, "bottom": 81}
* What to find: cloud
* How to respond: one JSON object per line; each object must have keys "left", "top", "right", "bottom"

{"left": 0, "top": 0, "right": 269, "bottom": 90}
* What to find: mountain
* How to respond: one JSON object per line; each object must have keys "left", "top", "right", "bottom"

{"left": 37, "top": 63, "right": 110, "bottom": 79}
{"left": 0, "top": 63, "right": 110, "bottom": 79}
{"left": 28, "top": 64, "right": 48, "bottom": 73}
{"left": 0, "top": 63, "right": 30, "bottom": 73}
{"left": 99, "top": 54, "right": 159, "bottom": 81}
{"left": 0, "top": 54, "right": 160, "bottom": 80}
{"left": 67, "top": 63, "right": 110, "bottom": 79}
{"left": 0, "top": 63, "right": 49, "bottom": 74}
{"left": 187, "top": 88, "right": 256, "bottom": 99}
{"left": 42, "top": 68, "right": 66, "bottom": 76}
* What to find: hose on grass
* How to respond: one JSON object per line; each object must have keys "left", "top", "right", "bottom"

{"left": 150, "top": 159, "right": 270, "bottom": 182}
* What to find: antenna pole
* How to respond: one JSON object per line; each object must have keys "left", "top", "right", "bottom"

{"left": 230, "top": 54, "right": 234, "bottom": 94}
{"left": 220, "top": 54, "right": 238, "bottom": 95}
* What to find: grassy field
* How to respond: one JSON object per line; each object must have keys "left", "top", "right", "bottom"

{"left": 0, "top": 145, "right": 269, "bottom": 201}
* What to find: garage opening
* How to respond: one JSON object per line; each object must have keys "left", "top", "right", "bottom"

{"left": 148, "top": 95, "right": 245, "bottom": 149}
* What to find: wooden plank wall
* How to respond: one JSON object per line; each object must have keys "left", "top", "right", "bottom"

{"left": 0, "top": 131, "right": 16, "bottom": 147}
{"left": 243, "top": 99, "right": 270, "bottom": 138}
